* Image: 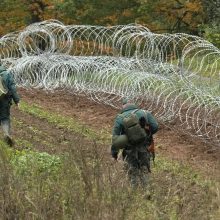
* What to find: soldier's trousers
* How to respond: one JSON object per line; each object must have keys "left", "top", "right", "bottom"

{"left": 0, "top": 119, "right": 11, "bottom": 137}
{"left": 124, "top": 150, "right": 150, "bottom": 188}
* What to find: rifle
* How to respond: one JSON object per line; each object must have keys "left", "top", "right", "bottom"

{"left": 139, "top": 116, "right": 155, "bottom": 162}
{"left": 148, "top": 137, "right": 155, "bottom": 163}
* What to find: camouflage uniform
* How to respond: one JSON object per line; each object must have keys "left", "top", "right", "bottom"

{"left": 111, "top": 103, "right": 158, "bottom": 187}
{"left": 0, "top": 65, "right": 20, "bottom": 145}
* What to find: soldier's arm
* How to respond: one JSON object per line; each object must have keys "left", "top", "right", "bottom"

{"left": 7, "top": 72, "right": 20, "bottom": 104}
{"left": 111, "top": 116, "right": 123, "bottom": 159}
{"left": 112, "top": 115, "right": 123, "bottom": 136}
{"left": 146, "top": 112, "right": 158, "bottom": 134}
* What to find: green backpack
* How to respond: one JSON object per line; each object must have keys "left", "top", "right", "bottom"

{"left": 0, "top": 73, "right": 8, "bottom": 99}
{"left": 122, "top": 109, "right": 147, "bottom": 145}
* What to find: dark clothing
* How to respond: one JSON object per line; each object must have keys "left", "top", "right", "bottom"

{"left": 111, "top": 104, "right": 158, "bottom": 187}
{"left": 0, "top": 66, "right": 20, "bottom": 120}
{"left": 111, "top": 104, "right": 158, "bottom": 157}
{"left": 125, "top": 150, "right": 150, "bottom": 187}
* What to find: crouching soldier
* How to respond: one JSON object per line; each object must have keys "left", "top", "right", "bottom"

{"left": 0, "top": 63, "right": 20, "bottom": 146}
{"left": 111, "top": 98, "right": 158, "bottom": 188}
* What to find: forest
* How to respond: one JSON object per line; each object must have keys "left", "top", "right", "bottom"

{"left": 0, "top": 0, "right": 219, "bottom": 47}
{"left": 0, "top": 1, "right": 220, "bottom": 219}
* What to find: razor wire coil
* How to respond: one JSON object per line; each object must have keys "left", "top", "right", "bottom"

{"left": 0, "top": 20, "right": 220, "bottom": 146}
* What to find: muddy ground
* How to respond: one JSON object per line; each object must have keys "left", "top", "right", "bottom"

{"left": 9, "top": 88, "right": 220, "bottom": 180}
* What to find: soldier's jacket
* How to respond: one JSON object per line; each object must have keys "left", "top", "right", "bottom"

{"left": 0, "top": 65, "right": 20, "bottom": 120}
{"left": 111, "top": 104, "right": 158, "bottom": 157}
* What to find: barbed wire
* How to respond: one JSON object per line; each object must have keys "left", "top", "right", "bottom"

{"left": 0, "top": 20, "right": 219, "bottom": 146}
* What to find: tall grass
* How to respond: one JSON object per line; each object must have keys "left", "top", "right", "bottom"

{"left": 0, "top": 135, "right": 219, "bottom": 220}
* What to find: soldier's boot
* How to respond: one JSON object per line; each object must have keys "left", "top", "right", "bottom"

{"left": 140, "top": 166, "right": 151, "bottom": 199}
{"left": 130, "top": 175, "right": 138, "bottom": 189}
{"left": 128, "top": 168, "right": 139, "bottom": 189}
{"left": 4, "top": 135, "right": 14, "bottom": 147}
{"left": 140, "top": 167, "right": 149, "bottom": 187}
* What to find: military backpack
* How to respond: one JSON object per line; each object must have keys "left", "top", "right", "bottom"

{"left": 122, "top": 109, "right": 147, "bottom": 145}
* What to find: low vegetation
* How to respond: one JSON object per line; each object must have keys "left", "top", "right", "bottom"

{"left": 0, "top": 101, "right": 219, "bottom": 219}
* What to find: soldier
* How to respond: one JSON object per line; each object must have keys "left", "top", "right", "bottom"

{"left": 0, "top": 63, "right": 20, "bottom": 146}
{"left": 111, "top": 98, "right": 158, "bottom": 188}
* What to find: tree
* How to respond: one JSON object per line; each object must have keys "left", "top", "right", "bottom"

{"left": 202, "top": 0, "right": 220, "bottom": 24}
{"left": 0, "top": 0, "right": 216, "bottom": 41}
{"left": 0, "top": 0, "right": 58, "bottom": 36}
{"left": 55, "top": 0, "right": 139, "bottom": 25}
{"left": 0, "top": 0, "right": 29, "bottom": 36}
{"left": 137, "top": 0, "right": 204, "bottom": 34}
{"left": 22, "top": 0, "right": 57, "bottom": 24}
{"left": 199, "top": 1, "right": 220, "bottom": 48}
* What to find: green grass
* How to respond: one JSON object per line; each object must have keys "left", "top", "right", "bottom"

{"left": 0, "top": 101, "right": 218, "bottom": 219}
{"left": 0, "top": 138, "right": 219, "bottom": 220}
{"left": 19, "top": 100, "right": 218, "bottom": 183}
{"left": 19, "top": 101, "right": 111, "bottom": 144}
{"left": 171, "top": 55, "right": 220, "bottom": 79}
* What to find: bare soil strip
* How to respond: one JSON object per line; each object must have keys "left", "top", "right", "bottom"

{"left": 8, "top": 88, "right": 220, "bottom": 180}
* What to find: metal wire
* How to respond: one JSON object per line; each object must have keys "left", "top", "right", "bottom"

{"left": 0, "top": 20, "right": 219, "bottom": 146}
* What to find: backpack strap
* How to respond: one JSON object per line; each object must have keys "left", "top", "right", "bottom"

{"left": 118, "top": 108, "right": 139, "bottom": 119}
{"left": 132, "top": 109, "right": 139, "bottom": 114}
{"left": 141, "top": 109, "right": 150, "bottom": 124}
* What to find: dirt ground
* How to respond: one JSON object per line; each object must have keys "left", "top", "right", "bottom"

{"left": 11, "top": 88, "right": 220, "bottom": 179}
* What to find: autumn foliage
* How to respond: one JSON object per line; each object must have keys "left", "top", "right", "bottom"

{"left": 0, "top": 0, "right": 219, "bottom": 47}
